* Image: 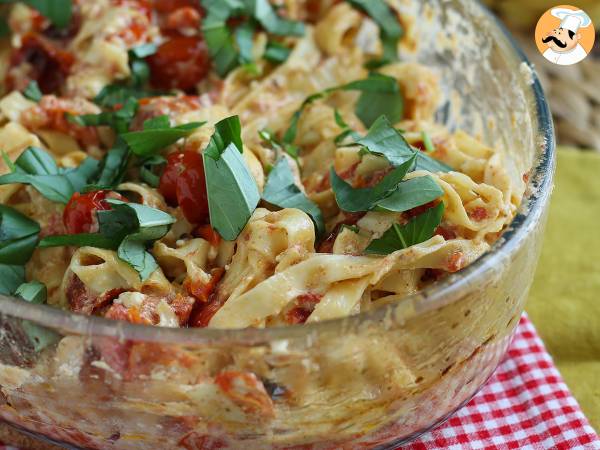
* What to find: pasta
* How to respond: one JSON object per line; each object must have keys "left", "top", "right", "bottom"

{"left": 0, "top": 2, "right": 531, "bottom": 448}
{"left": 0, "top": 0, "right": 521, "bottom": 332}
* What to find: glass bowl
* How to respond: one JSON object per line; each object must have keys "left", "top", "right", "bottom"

{"left": 0, "top": 1, "right": 555, "bottom": 449}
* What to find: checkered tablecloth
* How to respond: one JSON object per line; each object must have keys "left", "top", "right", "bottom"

{"left": 402, "top": 315, "right": 600, "bottom": 450}
{"left": 0, "top": 316, "right": 598, "bottom": 450}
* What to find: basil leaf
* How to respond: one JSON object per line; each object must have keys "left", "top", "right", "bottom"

{"left": 0, "top": 205, "right": 40, "bottom": 265}
{"left": 0, "top": 147, "right": 101, "bottom": 203}
{"left": 252, "top": 0, "right": 304, "bottom": 36}
{"left": 375, "top": 176, "right": 443, "bottom": 212}
{"left": 204, "top": 143, "right": 260, "bottom": 241}
{"left": 139, "top": 155, "right": 166, "bottom": 188}
{"left": 86, "top": 141, "right": 130, "bottom": 190}
{"left": 23, "top": 81, "right": 42, "bottom": 102}
{"left": 69, "top": 97, "right": 138, "bottom": 134}
{"left": 351, "top": 74, "right": 403, "bottom": 128}
{"left": 40, "top": 201, "right": 174, "bottom": 280}
{"left": 19, "top": 0, "right": 73, "bottom": 29}
{"left": 263, "top": 157, "right": 325, "bottom": 237}
{"left": 235, "top": 21, "right": 255, "bottom": 65}
{"left": 330, "top": 153, "right": 416, "bottom": 213}
{"left": 14, "top": 280, "right": 60, "bottom": 352}
{"left": 264, "top": 41, "right": 291, "bottom": 63}
{"left": 346, "top": 0, "right": 402, "bottom": 65}
{"left": 355, "top": 115, "right": 452, "bottom": 172}
{"left": 15, "top": 281, "right": 46, "bottom": 304}
{"left": 204, "top": 115, "right": 243, "bottom": 158}
{"left": 365, "top": 202, "right": 444, "bottom": 255}
{"left": 0, "top": 265, "right": 25, "bottom": 295}
{"left": 259, "top": 129, "right": 300, "bottom": 165}
{"left": 117, "top": 238, "right": 158, "bottom": 281}
{"left": 129, "top": 43, "right": 157, "bottom": 59}
{"left": 421, "top": 131, "right": 435, "bottom": 153}
{"left": 143, "top": 115, "right": 170, "bottom": 130}
{"left": 283, "top": 73, "right": 403, "bottom": 143}
{"left": 94, "top": 85, "right": 156, "bottom": 108}
{"left": 121, "top": 119, "right": 204, "bottom": 156}
{"left": 38, "top": 233, "right": 117, "bottom": 249}
{"left": 203, "top": 18, "right": 240, "bottom": 77}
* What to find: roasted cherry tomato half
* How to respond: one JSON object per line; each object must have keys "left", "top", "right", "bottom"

{"left": 159, "top": 151, "right": 209, "bottom": 224}
{"left": 147, "top": 36, "right": 210, "bottom": 91}
{"left": 63, "top": 191, "right": 115, "bottom": 234}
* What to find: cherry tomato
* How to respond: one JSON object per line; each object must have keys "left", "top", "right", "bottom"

{"left": 158, "top": 151, "right": 209, "bottom": 224}
{"left": 147, "top": 36, "right": 210, "bottom": 91}
{"left": 63, "top": 191, "right": 113, "bottom": 234}
{"left": 6, "top": 33, "right": 74, "bottom": 93}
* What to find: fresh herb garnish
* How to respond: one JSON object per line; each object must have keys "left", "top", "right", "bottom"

{"left": 203, "top": 116, "right": 260, "bottom": 241}
{"left": 201, "top": 0, "right": 303, "bottom": 77}
{"left": 138, "top": 155, "right": 166, "bottom": 188}
{"left": 259, "top": 129, "right": 300, "bottom": 166}
{"left": 283, "top": 73, "right": 403, "bottom": 144}
{"left": 0, "top": 205, "right": 40, "bottom": 265}
{"left": 40, "top": 200, "right": 175, "bottom": 280}
{"left": 262, "top": 157, "right": 324, "bottom": 237}
{"left": 23, "top": 81, "right": 43, "bottom": 102}
{"left": 0, "top": 147, "right": 100, "bottom": 203}
{"left": 350, "top": 115, "right": 452, "bottom": 172}
{"left": 120, "top": 115, "right": 204, "bottom": 156}
{"left": 365, "top": 202, "right": 444, "bottom": 255}
{"left": 0, "top": 265, "right": 26, "bottom": 296}
{"left": 85, "top": 140, "right": 130, "bottom": 190}
{"left": 68, "top": 97, "right": 139, "bottom": 134}
{"left": 93, "top": 44, "right": 164, "bottom": 108}
{"left": 346, "top": 0, "right": 403, "bottom": 66}
{"left": 374, "top": 176, "right": 443, "bottom": 212}
{"left": 421, "top": 131, "right": 435, "bottom": 153}
{"left": 330, "top": 153, "right": 416, "bottom": 212}
{"left": 264, "top": 41, "right": 292, "bottom": 63}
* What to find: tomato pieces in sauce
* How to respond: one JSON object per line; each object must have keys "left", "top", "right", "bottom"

{"left": 159, "top": 151, "right": 210, "bottom": 224}
{"left": 63, "top": 191, "right": 122, "bottom": 234}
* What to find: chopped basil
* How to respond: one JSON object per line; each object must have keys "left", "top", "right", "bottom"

{"left": 346, "top": 0, "right": 403, "bottom": 65}
{"left": 201, "top": 0, "right": 303, "bottom": 77}
{"left": 0, "top": 265, "right": 25, "bottom": 296}
{"left": 252, "top": 0, "right": 304, "bottom": 36}
{"left": 139, "top": 155, "right": 166, "bottom": 188}
{"left": 121, "top": 116, "right": 204, "bottom": 156}
{"left": 23, "top": 81, "right": 42, "bottom": 102}
{"left": 203, "top": 116, "right": 260, "bottom": 241}
{"left": 353, "top": 116, "right": 452, "bottom": 172}
{"left": 374, "top": 176, "right": 444, "bottom": 212}
{"left": 15, "top": 281, "right": 46, "bottom": 304}
{"left": 93, "top": 44, "right": 163, "bottom": 108}
{"left": 68, "top": 97, "right": 138, "bottom": 134}
{"left": 263, "top": 157, "right": 324, "bottom": 237}
{"left": 365, "top": 202, "right": 444, "bottom": 255}
{"left": 264, "top": 41, "right": 291, "bottom": 63}
{"left": 40, "top": 200, "right": 175, "bottom": 280}
{"left": 85, "top": 141, "right": 130, "bottom": 190}
{"left": 421, "top": 131, "right": 435, "bottom": 153}
{"left": 0, "top": 147, "right": 100, "bottom": 203}
{"left": 259, "top": 129, "right": 300, "bottom": 166}
{"left": 0, "top": 205, "right": 40, "bottom": 265}
{"left": 283, "top": 73, "right": 403, "bottom": 144}
{"left": 330, "top": 154, "right": 416, "bottom": 213}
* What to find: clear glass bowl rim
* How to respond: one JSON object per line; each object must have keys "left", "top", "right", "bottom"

{"left": 0, "top": 4, "right": 556, "bottom": 345}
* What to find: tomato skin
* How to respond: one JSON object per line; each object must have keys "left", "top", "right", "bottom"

{"left": 159, "top": 151, "right": 209, "bottom": 224}
{"left": 153, "top": 0, "right": 201, "bottom": 13}
{"left": 147, "top": 36, "right": 210, "bottom": 91}
{"left": 63, "top": 191, "right": 114, "bottom": 234}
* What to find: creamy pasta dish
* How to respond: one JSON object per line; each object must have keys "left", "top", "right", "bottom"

{"left": 0, "top": 1, "right": 531, "bottom": 449}
{"left": 0, "top": 1, "right": 520, "bottom": 332}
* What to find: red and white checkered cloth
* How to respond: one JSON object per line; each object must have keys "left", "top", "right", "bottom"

{"left": 402, "top": 315, "right": 600, "bottom": 450}
{"left": 0, "top": 315, "right": 598, "bottom": 450}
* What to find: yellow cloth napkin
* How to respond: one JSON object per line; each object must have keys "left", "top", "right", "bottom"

{"left": 527, "top": 147, "right": 600, "bottom": 432}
